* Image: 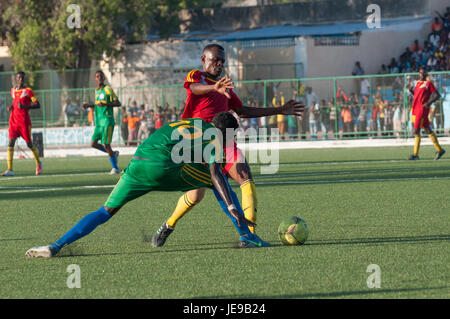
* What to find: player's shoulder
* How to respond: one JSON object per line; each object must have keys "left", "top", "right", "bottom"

{"left": 186, "top": 69, "right": 203, "bottom": 81}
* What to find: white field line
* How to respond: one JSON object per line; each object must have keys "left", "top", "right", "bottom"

{"left": 0, "top": 158, "right": 446, "bottom": 182}
{"left": 1, "top": 176, "right": 450, "bottom": 194}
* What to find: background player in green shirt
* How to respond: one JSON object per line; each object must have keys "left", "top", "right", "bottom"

{"left": 25, "top": 112, "right": 267, "bottom": 258}
{"left": 82, "top": 70, "right": 121, "bottom": 174}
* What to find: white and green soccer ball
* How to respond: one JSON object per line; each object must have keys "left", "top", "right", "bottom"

{"left": 278, "top": 216, "right": 309, "bottom": 245}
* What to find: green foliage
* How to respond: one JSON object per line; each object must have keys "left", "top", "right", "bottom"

{"left": 1, "top": 0, "right": 219, "bottom": 75}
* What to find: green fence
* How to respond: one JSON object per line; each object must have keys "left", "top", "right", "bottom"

{"left": 0, "top": 71, "right": 449, "bottom": 147}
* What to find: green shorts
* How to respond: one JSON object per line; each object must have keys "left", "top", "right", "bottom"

{"left": 92, "top": 124, "right": 114, "bottom": 145}
{"left": 104, "top": 158, "right": 212, "bottom": 208}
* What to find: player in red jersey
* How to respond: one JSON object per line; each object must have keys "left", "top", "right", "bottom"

{"left": 152, "top": 43, "right": 304, "bottom": 247}
{"left": 2, "top": 71, "right": 42, "bottom": 176}
{"left": 408, "top": 67, "right": 445, "bottom": 160}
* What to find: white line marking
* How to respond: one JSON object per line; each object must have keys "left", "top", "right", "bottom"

{"left": 1, "top": 175, "right": 450, "bottom": 194}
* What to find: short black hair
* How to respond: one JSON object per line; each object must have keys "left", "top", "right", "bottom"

{"left": 95, "top": 70, "right": 105, "bottom": 77}
{"left": 16, "top": 71, "right": 25, "bottom": 77}
{"left": 211, "top": 112, "right": 239, "bottom": 135}
{"left": 203, "top": 43, "right": 224, "bottom": 53}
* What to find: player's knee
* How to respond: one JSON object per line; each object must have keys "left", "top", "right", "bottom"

{"left": 229, "top": 162, "right": 252, "bottom": 184}
{"left": 187, "top": 188, "right": 206, "bottom": 203}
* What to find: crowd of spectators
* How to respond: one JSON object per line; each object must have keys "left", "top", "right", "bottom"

{"left": 380, "top": 8, "right": 450, "bottom": 74}
{"left": 239, "top": 77, "right": 445, "bottom": 140}
{"left": 120, "top": 98, "right": 182, "bottom": 146}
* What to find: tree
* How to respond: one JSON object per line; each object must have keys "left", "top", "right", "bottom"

{"left": 0, "top": 0, "right": 220, "bottom": 85}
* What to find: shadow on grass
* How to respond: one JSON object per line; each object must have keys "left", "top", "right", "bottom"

{"left": 197, "top": 286, "right": 450, "bottom": 299}
{"left": 0, "top": 187, "right": 113, "bottom": 200}
{"left": 304, "top": 234, "right": 450, "bottom": 246}
{"left": 0, "top": 238, "right": 33, "bottom": 242}
{"left": 52, "top": 234, "right": 449, "bottom": 258}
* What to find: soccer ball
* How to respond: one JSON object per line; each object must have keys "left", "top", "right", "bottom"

{"left": 278, "top": 216, "right": 309, "bottom": 245}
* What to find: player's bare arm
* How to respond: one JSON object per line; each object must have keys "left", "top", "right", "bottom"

{"left": 19, "top": 101, "right": 40, "bottom": 110}
{"left": 96, "top": 100, "right": 122, "bottom": 108}
{"left": 210, "top": 162, "right": 256, "bottom": 228}
{"left": 235, "top": 99, "right": 305, "bottom": 118}
{"left": 190, "top": 75, "right": 234, "bottom": 98}
{"left": 424, "top": 91, "right": 441, "bottom": 108}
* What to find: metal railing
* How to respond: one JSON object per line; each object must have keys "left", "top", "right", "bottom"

{"left": 0, "top": 71, "right": 448, "bottom": 147}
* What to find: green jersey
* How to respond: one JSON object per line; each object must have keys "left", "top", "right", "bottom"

{"left": 104, "top": 118, "right": 224, "bottom": 207}
{"left": 134, "top": 118, "right": 221, "bottom": 166}
{"left": 94, "top": 85, "right": 118, "bottom": 126}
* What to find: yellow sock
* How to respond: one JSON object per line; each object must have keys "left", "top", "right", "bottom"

{"left": 166, "top": 193, "right": 198, "bottom": 228}
{"left": 30, "top": 145, "right": 41, "bottom": 165}
{"left": 429, "top": 133, "right": 442, "bottom": 152}
{"left": 414, "top": 135, "right": 421, "bottom": 156}
{"left": 7, "top": 147, "right": 14, "bottom": 171}
{"left": 240, "top": 180, "right": 257, "bottom": 234}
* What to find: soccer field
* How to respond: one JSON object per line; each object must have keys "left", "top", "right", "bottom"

{"left": 0, "top": 145, "right": 449, "bottom": 299}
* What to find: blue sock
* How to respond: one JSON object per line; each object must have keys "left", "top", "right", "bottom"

{"left": 212, "top": 186, "right": 251, "bottom": 237}
{"left": 51, "top": 206, "right": 112, "bottom": 252}
{"left": 98, "top": 145, "right": 107, "bottom": 153}
{"left": 109, "top": 154, "right": 118, "bottom": 170}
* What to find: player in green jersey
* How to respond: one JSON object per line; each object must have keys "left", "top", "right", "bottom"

{"left": 25, "top": 112, "right": 268, "bottom": 258}
{"left": 82, "top": 70, "right": 122, "bottom": 174}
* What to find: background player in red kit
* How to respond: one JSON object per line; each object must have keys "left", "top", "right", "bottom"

{"left": 152, "top": 43, "right": 304, "bottom": 247}
{"left": 409, "top": 67, "right": 445, "bottom": 161}
{"left": 2, "top": 71, "right": 42, "bottom": 176}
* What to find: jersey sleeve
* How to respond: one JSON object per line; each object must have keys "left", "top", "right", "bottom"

{"left": 184, "top": 69, "right": 202, "bottom": 89}
{"left": 429, "top": 81, "right": 437, "bottom": 94}
{"left": 104, "top": 86, "right": 118, "bottom": 102}
{"left": 26, "top": 88, "right": 39, "bottom": 103}
{"left": 228, "top": 89, "right": 243, "bottom": 110}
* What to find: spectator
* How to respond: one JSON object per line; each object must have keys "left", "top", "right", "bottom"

{"left": 393, "top": 103, "right": 402, "bottom": 137}
{"left": 360, "top": 78, "right": 370, "bottom": 99}
{"left": 252, "top": 81, "right": 264, "bottom": 106}
{"left": 429, "top": 30, "right": 440, "bottom": 48}
{"left": 358, "top": 97, "right": 369, "bottom": 136}
{"left": 411, "top": 39, "right": 423, "bottom": 53}
{"left": 154, "top": 108, "right": 164, "bottom": 130}
{"left": 120, "top": 107, "right": 128, "bottom": 145}
{"left": 319, "top": 99, "right": 329, "bottom": 139}
{"left": 341, "top": 105, "right": 353, "bottom": 138}
{"left": 431, "top": 16, "right": 444, "bottom": 33}
{"left": 126, "top": 111, "right": 140, "bottom": 146}
{"left": 249, "top": 101, "right": 260, "bottom": 132}
{"left": 66, "top": 100, "right": 83, "bottom": 126}
{"left": 369, "top": 95, "right": 379, "bottom": 137}
{"left": 384, "top": 104, "right": 394, "bottom": 137}
{"left": 328, "top": 99, "right": 337, "bottom": 138}
{"left": 0, "top": 94, "right": 6, "bottom": 124}
{"left": 352, "top": 61, "right": 365, "bottom": 76}
{"left": 137, "top": 105, "right": 151, "bottom": 142}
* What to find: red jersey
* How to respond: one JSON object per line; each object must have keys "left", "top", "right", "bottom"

{"left": 181, "top": 69, "right": 242, "bottom": 123}
{"left": 9, "top": 87, "right": 38, "bottom": 127}
{"left": 412, "top": 80, "right": 436, "bottom": 114}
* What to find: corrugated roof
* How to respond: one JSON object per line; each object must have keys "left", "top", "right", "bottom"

{"left": 180, "top": 16, "right": 431, "bottom": 42}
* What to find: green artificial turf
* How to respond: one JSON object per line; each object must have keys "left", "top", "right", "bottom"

{"left": 0, "top": 145, "right": 449, "bottom": 299}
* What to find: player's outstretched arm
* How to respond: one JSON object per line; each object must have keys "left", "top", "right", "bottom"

{"left": 19, "top": 101, "right": 40, "bottom": 109}
{"left": 236, "top": 100, "right": 305, "bottom": 118}
{"left": 210, "top": 162, "right": 255, "bottom": 228}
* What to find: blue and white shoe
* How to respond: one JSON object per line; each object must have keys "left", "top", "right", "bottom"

{"left": 25, "top": 245, "right": 58, "bottom": 258}
{"left": 239, "top": 233, "right": 271, "bottom": 248}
